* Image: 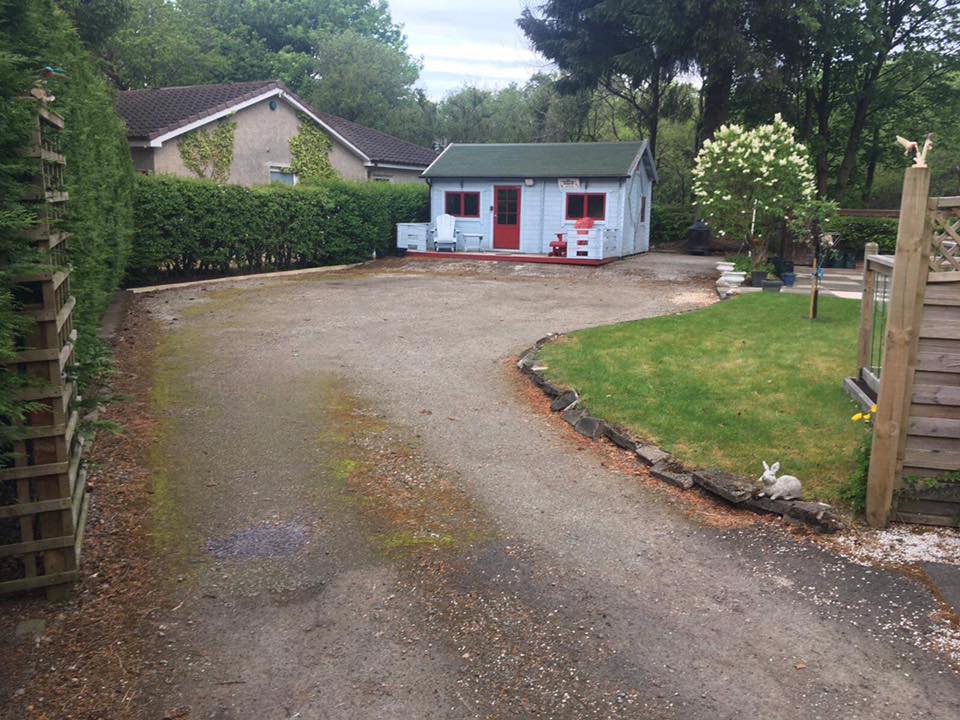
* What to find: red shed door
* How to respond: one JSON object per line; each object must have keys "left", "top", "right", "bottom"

{"left": 493, "top": 186, "right": 521, "bottom": 250}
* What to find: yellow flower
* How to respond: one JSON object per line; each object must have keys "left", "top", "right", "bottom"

{"left": 870, "top": 404, "right": 878, "bottom": 414}
{"left": 863, "top": 413, "right": 872, "bottom": 422}
{"left": 851, "top": 413, "right": 863, "bottom": 422}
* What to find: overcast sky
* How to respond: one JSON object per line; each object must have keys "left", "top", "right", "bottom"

{"left": 388, "top": 0, "right": 551, "bottom": 98}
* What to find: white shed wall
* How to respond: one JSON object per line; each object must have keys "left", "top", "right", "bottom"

{"left": 428, "top": 177, "right": 635, "bottom": 254}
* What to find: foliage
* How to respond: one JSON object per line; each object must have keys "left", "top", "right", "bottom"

{"left": 649, "top": 204, "right": 692, "bottom": 246}
{"left": 538, "top": 293, "right": 864, "bottom": 503}
{"left": 289, "top": 117, "right": 338, "bottom": 183}
{"left": 178, "top": 120, "right": 237, "bottom": 183}
{"left": 519, "top": 0, "right": 691, "bottom": 156}
{"left": 300, "top": 30, "right": 421, "bottom": 138}
{"left": 831, "top": 217, "right": 898, "bottom": 256}
{"left": 128, "top": 174, "right": 428, "bottom": 283}
{"left": 1, "top": 0, "right": 133, "bottom": 456}
{"left": 838, "top": 433, "right": 871, "bottom": 515}
{"left": 693, "top": 115, "right": 816, "bottom": 268}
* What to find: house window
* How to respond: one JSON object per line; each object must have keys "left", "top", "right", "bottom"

{"left": 640, "top": 195, "right": 647, "bottom": 222}
{"left": 444, "top": 191, "right": 480, "bottom": 217}
{"left": 566, "top": 193, "right": 606, "bottom": 221}
{"left": 269, "top": 165, "right": 297, "bottom": 185}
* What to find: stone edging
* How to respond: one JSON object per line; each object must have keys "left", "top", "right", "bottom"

{"left": 517, "top": 334, "right": 844, "bottom": 534}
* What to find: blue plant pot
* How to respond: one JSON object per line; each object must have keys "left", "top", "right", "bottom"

{"left": 781, "top": 272, "right": 797, "bottom": 287}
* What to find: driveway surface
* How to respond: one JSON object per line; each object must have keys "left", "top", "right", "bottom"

{"left": 27, "top": 254, "right": 960, "bottom": 718}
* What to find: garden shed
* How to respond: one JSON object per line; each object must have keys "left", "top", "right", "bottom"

{"left": 399, "top": 142, "right": 656, "bottom": 264}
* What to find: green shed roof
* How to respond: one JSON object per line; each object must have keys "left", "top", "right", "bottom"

{"left": 422, "top": 141, "right": 653, "bottom": 179}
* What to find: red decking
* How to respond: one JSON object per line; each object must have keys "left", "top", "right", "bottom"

{"left": 405, "top": 251, "right": 616, "bottom": 266}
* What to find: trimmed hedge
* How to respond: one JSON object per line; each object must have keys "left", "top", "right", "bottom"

{"left": 1, "top": 0, "right": 133, "bottom": 451}
{"left": 128, "top": 175, "right": 429, "bottom": 283}
{"left": 650, "top": 204, "right": 693, "bottom": 246}
{"left": 831, "top": 216, "right": 897, "bottom": 256}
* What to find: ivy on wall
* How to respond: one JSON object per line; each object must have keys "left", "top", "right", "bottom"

{"left": 178, "top": 119, "right": 236, "bottom": 183}
{"left": 289, "top": 115, "right": 338, "bottom": 183}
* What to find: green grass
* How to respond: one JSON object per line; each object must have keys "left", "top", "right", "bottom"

{"left": 538, "top": 293, "right": 865, "bottom": 502}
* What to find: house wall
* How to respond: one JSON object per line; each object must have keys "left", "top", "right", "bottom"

{"left": 428, "top": 175, "right": 644, "bottom": 255}
{"left": 130, "top": 146, "right": 154, "bottom": 174}
{"left": 149, "top": 97, "right": 371, "bottom": 185}
{"left": 367, "top": 166, "right": 425, "bottom": 183}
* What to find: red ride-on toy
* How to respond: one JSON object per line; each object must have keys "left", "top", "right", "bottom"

{"left": 549, "top": 232, "right": 567, "bottom": 257}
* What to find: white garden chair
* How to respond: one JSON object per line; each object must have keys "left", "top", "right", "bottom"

{"left": 432, "top": 213, "right": 459, "bottom": 252}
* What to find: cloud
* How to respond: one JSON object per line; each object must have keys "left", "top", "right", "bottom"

{"left": 389, "top": 0, "right": 550, "bottom": 98}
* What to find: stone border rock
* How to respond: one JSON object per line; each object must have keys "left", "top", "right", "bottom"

{"left": 517, "top": 335, "right": 844, "bottom": 534}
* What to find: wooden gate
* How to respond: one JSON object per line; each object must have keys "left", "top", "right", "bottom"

{"left": 857, "top": 163, "right": 960, "bottom": 527}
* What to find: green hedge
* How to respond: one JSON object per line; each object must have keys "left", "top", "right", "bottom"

{"left": 651, "top": 204, "right": 692, "bottom": 246}
{"left": 1, "top": 0, "right": 133, "bottom": 452}
{"left": 128, "top": 175, "right": 429, "bottom": 283}
{"left": 831, "top": 216, "right": 898, "bottom": 255}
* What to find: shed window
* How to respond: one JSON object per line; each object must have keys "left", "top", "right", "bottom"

{"left": 445, "top": 191, "right": 480, "bottom": 217}
{"left": 566, "top": 193, "right": 606, "bottom": 221}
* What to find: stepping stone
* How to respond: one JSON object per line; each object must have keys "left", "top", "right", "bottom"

{"left": 693, "top": 469, "right": 756, "bottom": 504}
{"left": 551, "top": 390, "right": 578, "bottom": 412}
{"left": 650, "top": 460, "right": 694, "bottom": 490}
{"left": 636, "top": 444, "right": 670, "bottom": 466}
{"left": 574, "top": 415, "right": 605, "bottom": 439}
{"left": 604, "top": 424, "right": 637, "bottom": 451}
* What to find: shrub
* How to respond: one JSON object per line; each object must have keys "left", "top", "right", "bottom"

{"left": 650, "top": 204, "right": 692, "bottom": 246}
{"left": 1, "top": 0, "right": 133, "bottom": 450}
{"left": 693, "top": 115, "right": 816, "bottom": 268}
{"left": 831, "top": 216, "right": 897, "bottom": 256}
{"left": 128, "top": 175, "right": 429, "bottom": 283}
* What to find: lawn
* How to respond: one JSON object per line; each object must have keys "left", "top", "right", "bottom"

{"left": 538, "top": 293, "right": 865, "bottom": 502}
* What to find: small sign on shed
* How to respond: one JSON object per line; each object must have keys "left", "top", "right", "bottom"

{"left": 558, "top": 178, "right": 580, "bottom": 190}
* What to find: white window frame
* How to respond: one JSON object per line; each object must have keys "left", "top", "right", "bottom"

{"left": 268, "top": 164, "right": 298, "bottom": 186}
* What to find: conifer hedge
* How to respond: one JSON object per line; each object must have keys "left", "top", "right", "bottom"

{"left": 1, "top": 0, "right": 134, "bottom": 444}
{"left": 128, "top": 175, "right": 429, "bottom": 283}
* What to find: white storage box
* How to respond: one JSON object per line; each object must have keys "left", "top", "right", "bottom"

{"left": 397, "top": 223, "right": 429, "bottom": 251}
{"left": 566, "top": 228, "right": 603, "bottom": 259}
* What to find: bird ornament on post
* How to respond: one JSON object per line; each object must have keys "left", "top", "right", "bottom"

{"left": 896, "top": 133, "right": 933, "bottom": 167}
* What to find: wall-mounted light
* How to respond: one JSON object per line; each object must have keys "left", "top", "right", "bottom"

{"left": 269, "top": 100, "right": 278, "bottom": 111}
{"left": 524, "top": 178, "right": 535, "bottom": 186}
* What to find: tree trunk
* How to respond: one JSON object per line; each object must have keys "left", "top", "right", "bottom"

{"left": 813, "top": 49, "right": 832, "bottom": 197}
{"left": 835, "top": 61, "right": 884, "bottom": 202}
{"left": 647, "top": 69, "right": 662, "bottom": 158}
{"left": 699, "top": 61, "right": 733, "bottom": 145}
{"left": 862, "top": 124, "right": 881, "bottom": 204}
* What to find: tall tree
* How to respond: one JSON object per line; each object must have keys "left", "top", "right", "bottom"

{"left": 519, "top": 0, "right": 691, "bottom": 155}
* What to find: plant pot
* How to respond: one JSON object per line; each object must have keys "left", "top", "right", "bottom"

{"left": 720, "top": 272, "right": 746, "bottom": 288}
{"left": 762, "top": 279, "right": 783, "bottom": 293}
{"left": 751, "top": 270, "right": 767, "bottom": 287}
{"left": 780, "top": 272, "right": 796, "bottom": 287}
{"left": 716, "top": 262, "right": 735, "bottom": 273}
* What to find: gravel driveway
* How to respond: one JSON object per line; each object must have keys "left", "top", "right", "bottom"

{"left": 117, "top": 254, "right": 959, "bottom": 718}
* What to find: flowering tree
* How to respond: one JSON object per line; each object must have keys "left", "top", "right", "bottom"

{"left": 692, "top": 114, "right": 816, "bottom": 269}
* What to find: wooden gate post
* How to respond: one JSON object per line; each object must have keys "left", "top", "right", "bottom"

{"left": 866, "top": 166, "right": 932, "bottom": 528}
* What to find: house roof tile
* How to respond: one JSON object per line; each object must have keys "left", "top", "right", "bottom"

{"left": 115, "top": 80, "right": 437, "bottom": 167}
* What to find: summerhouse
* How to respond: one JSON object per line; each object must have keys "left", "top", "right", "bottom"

{"left": 397, "top": 142, "right": 657, "bottom": 264}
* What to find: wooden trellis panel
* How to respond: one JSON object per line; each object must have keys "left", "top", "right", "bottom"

{"left": 865, "top": 183, "right": 960, "bottom": 528}
{"left": 0, "top": 88, "right": 87, "bottom": 597}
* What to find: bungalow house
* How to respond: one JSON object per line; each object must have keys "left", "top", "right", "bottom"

{"left": 400, "top": 141, "right": 656, "bottom": 263}
{"left": 115, "top": 80, "right": 437, "bottom": 185}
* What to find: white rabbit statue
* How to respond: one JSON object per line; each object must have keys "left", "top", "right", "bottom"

{"left": 759, "top": 461, "right": 802, "bottom": 500}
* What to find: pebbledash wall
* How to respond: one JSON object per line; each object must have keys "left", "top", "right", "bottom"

{"left": 131, "top": 98, "right": 423, "bottom": 186}
{"left": 427, "top": 173, "right": 652, "bottom": 255}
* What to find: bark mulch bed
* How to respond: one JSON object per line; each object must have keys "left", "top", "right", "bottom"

{"left": 0, "top": 298, "right": 174, "bottom": 720}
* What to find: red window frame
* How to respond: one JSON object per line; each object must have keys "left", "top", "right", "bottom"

{"left": 444, "top": 191, "right": 481, "bottom": 218}
{"left": 565, "top": 192, "right": 606, "bottom": 221}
